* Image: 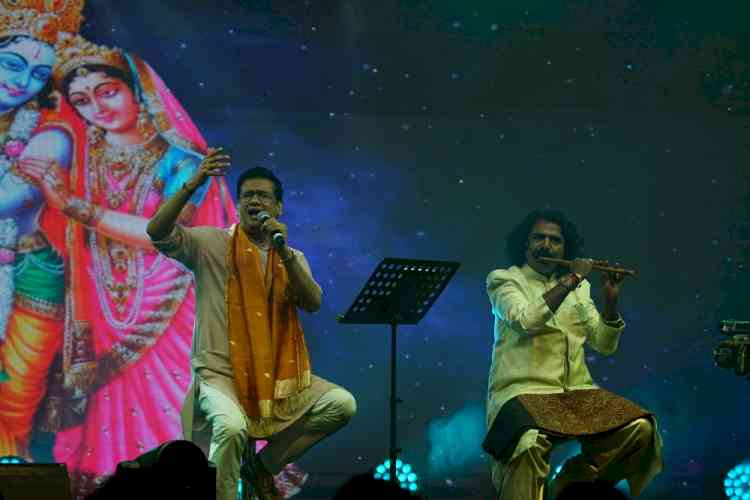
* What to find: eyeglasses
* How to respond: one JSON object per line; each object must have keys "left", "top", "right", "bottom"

{"left": 240, "top": 190, "right": 276, "bottom": 202}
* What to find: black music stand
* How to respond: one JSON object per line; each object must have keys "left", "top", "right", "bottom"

{"left": 339, "top": 258, "right": 460, "bottom": 485}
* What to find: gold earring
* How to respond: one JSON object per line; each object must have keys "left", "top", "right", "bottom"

{"left": 87, "top": 124, "right": 104, "bottom": 145}
{"left": 136, "top": 102, "right": 155, "bottom": 139}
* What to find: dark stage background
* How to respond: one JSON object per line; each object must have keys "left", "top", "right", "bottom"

{"left": 70, "top": 0, "right": 750, "bottom": 498}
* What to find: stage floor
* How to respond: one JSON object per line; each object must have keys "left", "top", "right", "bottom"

{"left": 291, "top": 471, "right": 722, "bottom": 500}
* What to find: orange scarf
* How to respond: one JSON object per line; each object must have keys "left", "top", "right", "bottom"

{"left": 225, "top": 226, "right": 311, "bottom": 426}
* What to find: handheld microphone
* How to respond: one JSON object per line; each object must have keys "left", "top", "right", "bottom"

{"left": 257, "top": 211, "right": 285, "bottom": 247}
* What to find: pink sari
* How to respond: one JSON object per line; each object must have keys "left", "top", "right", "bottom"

{"left": 49, "top": 54, "right": 238, "bottom": 497}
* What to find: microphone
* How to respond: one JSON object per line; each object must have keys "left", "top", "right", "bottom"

{"left": 257, "top": 211, "right": 286, "bottom": 247}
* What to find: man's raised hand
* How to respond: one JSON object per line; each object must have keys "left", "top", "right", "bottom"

{"left": 187, "top": 147, "right": 230, "bottom": 191}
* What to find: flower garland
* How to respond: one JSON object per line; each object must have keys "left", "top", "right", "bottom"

{"left": 0, "top": 103, "right": 40, "bottom": 347}
{"left": 0, "top": 103, "right": 41, "bottom": 180}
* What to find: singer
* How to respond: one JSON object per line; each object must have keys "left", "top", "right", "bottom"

{"left": 482, "top": 209, "right": 662, "bottom": 500}
{"left": 147, "top": 156, "right": 356, "bottom": 500}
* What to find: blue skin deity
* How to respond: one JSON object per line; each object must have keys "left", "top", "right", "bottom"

{"left": 0, "top": 35, "right": 72, "bottom": 239}
{"left": 0, "top": 35, "right": 72, "bottom": 459}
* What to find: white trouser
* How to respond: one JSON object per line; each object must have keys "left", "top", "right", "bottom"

{"left": 197, "top": 381, "right": 356, "bottom": 500}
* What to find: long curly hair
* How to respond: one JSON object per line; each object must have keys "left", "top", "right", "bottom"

{"left": 0, "top": 35, "right": 56, "bottom": 109}
{"left": 505, "top": 209, "right": 585, "bottom": 266}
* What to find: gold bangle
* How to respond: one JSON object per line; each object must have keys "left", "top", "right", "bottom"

{"left": 63, "top": 198, "right": 103, "bottom": 227}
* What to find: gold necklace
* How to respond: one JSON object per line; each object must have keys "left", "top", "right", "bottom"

{"left": 87, "top": 133, "right": 167, "bottom": 317}
{"left": 90, "top": 133, "right": 167, "bottom": 210}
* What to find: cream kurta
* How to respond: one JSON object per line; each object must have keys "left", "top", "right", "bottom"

{"left": 486, "top": 264, "right": 625, "bottom": 429}
{"left": 151, "top": 224, "right": 335, "bottom": 439}
{"left": 486, "top": 264, "right": 662, "bottom": 496}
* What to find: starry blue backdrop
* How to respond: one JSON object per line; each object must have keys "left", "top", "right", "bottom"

{"left": 78, "top": 1, "right": 750, "bottom": 498}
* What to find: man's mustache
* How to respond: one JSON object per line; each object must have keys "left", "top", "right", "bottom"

{"left": 533, "top": 250, "right": 553, "bottom": 258}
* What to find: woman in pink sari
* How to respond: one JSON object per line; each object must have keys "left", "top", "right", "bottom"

{"left": 19, "top": 34, "right": 233, "bottom": 496}
{"left": 21, "top": 34, "right": 306, "bottom": 500}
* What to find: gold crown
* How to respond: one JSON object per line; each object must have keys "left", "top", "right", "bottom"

{"left": 53, "top": 33, "right": 129, "bottom": 86}
{"left": 0, "top": 0, "right": 85, "bottom": 44}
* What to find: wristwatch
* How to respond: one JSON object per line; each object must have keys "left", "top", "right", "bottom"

{"left": 602, "top": 315, "right": 625, "bottom": 328}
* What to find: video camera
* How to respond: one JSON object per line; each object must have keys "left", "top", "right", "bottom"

{"left": 713, "top": 320, "right": 750, "bottom": 377}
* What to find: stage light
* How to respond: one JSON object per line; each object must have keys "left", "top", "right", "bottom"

{"left": 725, "top": 463, "right": 750, "bottom": 499}
{"left": 0, "top": 456, "right": 28, "bottom": 465}
{"left": 372, "top": 458, "right": 420, "bottom": 492}
{"left": 238, "top": 478, "right": 246, "bottom": 499}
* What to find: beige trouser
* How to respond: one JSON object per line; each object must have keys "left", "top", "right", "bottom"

{"left": 491, "top": 418, "right": 657, "bottom": 500}
{"left": 198, "top": 381, "right": 356, "bottom": 500}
